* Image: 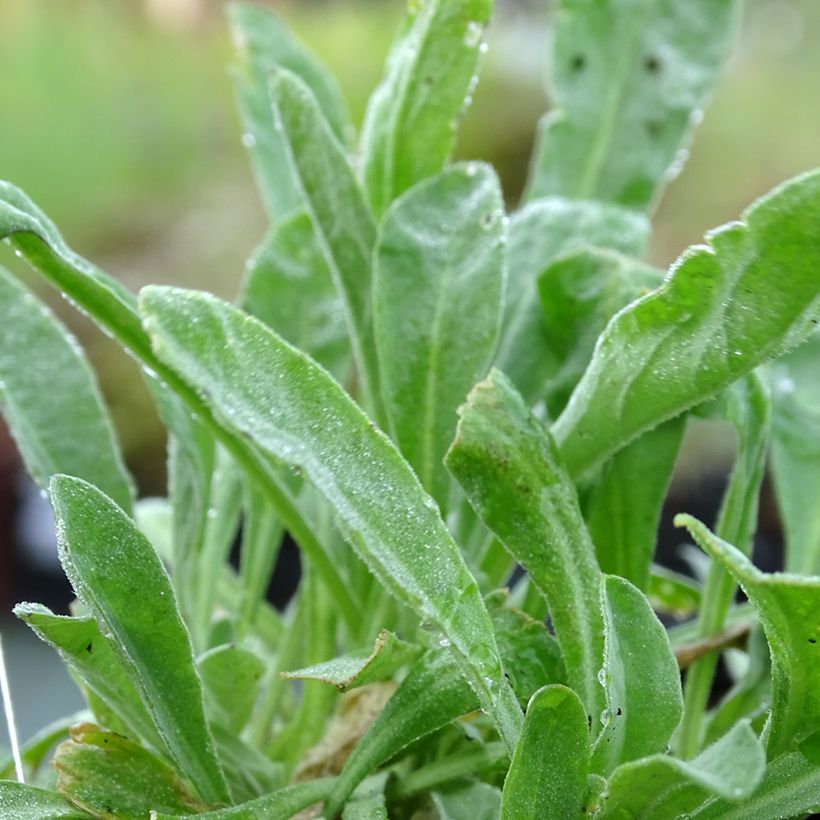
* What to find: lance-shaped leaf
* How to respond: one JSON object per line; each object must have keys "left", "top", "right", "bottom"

{"left": 433, "top": 780, "right": 501, "bottom": 820}
{"left": 552, "top": 170, "right": 820, "bottom": 479}
{"left": 770, "top": 331, "right": 820, "bottom": 575}
{"left": 284, "top": 630, "right": 421, "bottom": 692}
{"left": 13, "top": 605, "right": 165, "bottom": 754}
{"left": 139, "top": 286, "right": 523, "bottom": 753}
{"left": 325, "top": 604, "right": 563, "bottom": 815}
{"left": 342, "top": 774, "right": 388, "bottom": 820}
{"left": 240, "top": 211, "right": 348, "bottom": 381}
{"left": 228, "top": 2, "right": 350, "bottom": 220}
{"left": 152, "top": 779, "right": 334, "bottom": 820}
{"left": 597, "top": 720, "right": 764, "bottom": 819}
{"left": 374, "top": 164, "right": 506, "bottom": 507}
{"left": 53, "top": 724, "right": 206, "bottom": 818}
{"left": 590, "top": 575, "right": 683, "bottom": 775}
{"left": 0, "top": 266, "right": 133, "bottom": 513}
{"left": 501, "top": 685, "right": 589, "bottom": 820}
{"left": 0, "top": 782, "right": 88, "bottom": 819}
{"left": 495, "top": 198, "right": 649, "bottom": 406}
{"left": 688, "top": 749, "right": 820, "bottom": 819}
{"left": 199, "top": 645, "right": 265, "bottom": 734}
{"left": 526, "top": 0, "right": 739, "bottom": 208}
{"left": 270, "top": 70, "right": 380, "bottom": 414}
{"left": 675, "top": 514, "right": 820, "bottom": 758}
{"left": 49, "top": 475, "right": 230, "bottom": 806}
{"left": 360, "top": 0, "right": 492, "bottom": 215}
{"left": 445, "top": 369, "right": 604, "bottom": 715}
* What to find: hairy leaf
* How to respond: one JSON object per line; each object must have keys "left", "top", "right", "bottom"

{"left": 527, "top": 0, "right": 738, "bottom": 208}
{"left": 553, "top": 170, "right": 820, "bottom": 478}
{"left": 374, "top": 164, "right": 505, "bottom": 507}
{"left": 199, "top": 645, "right": 265, "bottom": 734}
{"left": 501, "top": 685, "right": 589, "bottom": 820}
{"left": 360, "top": 0, "right": 492, "bottom": 215}
{"left": 0, "top": 782, "right": 88, "bottom": 819}
{"left": 433, "top": 780, "right": 501, "bottom": 820}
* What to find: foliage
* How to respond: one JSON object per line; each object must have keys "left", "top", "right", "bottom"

{"left": 1, "top": 0, "right": 820, "bottom": 817}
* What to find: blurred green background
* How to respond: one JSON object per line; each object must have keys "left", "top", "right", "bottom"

{"left": 0, "top": 0, "right": 818, "bottom": 492}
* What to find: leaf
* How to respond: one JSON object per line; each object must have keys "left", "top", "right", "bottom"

{"left": 432, "top": 780, "right": 501, "bottom": 820}
{"left": 445, "top": 369, "right": 603, "bottom": 715}
{"left": 209, "top": 725, "right": 284, "bottom": 806}
{"left": 49, "top": 475, "right": 230, "bottom": 806}
{"left": 501, "top": 685, "right": 589, "bottom": 820}
{"left": 342, "top": 774, "right": 388, "bottom": 820}
{"left": 675, "top": 514, "right": 820, "bottom": 758}
{"left": 552, "top": 170, "right": 820, "bottom": 478}
{"left": 227, "top": 1, "right": 350, "bottom": 220}
{"left": 495, "top": 198, "right": 649, "bottom": 406}
{"left": 325, "top": 603, "right": 562, "bottom": 815}
{"left": 770, "top": 331, "right": 820, "bottom": 575}
{"left": 199, "top": 645, "right": 265, "bottom": 734}
{"left": 283, "top": 630, "right": 422, "bottom": 692}
{"left": 598, "top": 721, "right": 764, "bottom": 819}
{"left": 0, "top": 266, "right": 133, "bottom": 513}
{"left": 0, "top": 782, "right": 88, "bottom": 819}
{"left": 53, "top": 723, "right": 205, "bottom": 818}
{"left": 648, "top": 566, "right": 701, "bottom": 618}
{"left": 688, "top": 750, "right": 820, "bottom": 819}
{"left": 240, "top": 211, "right": 348, "bottom": 381}
{"left": 590, "top": 575, "right": 683, "bottom": 775}
{"left": 526, "top": 0, "right": 739, "bottom": 208}
{"left": 13, "top": 605, "right": 166, "bottom": 754}
{"left": 374, "top": 164, "right": 506, "bottom": 507}
{"left": 269, "top": 69, "right": 380, "bottom": 414}
{"left": 360, "top": 0, "right": 492, "bottom": 215}
{"left": 151, "top": 779, "right": 334, "bottom": 820}
{"left": 139, "top": 285, "right": 523, "bottom": 753}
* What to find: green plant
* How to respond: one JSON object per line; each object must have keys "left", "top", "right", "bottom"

{"left": 1, "top": 0, "right": 819, "bottom": 817}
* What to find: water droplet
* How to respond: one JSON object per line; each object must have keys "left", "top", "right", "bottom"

{"left": 241, "top": 132, "right": 257, "bottom": 149}
{"left": 733, "top": 349, "right": 743, "bottom": 357}
{"left": 464, "top": 20, "right": 483, "bottom": 48}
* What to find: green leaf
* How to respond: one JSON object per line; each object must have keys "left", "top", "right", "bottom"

{"left": 598, "top": 720, "right": 764, "bottom": 819}
{"left": 342, "top": 774, "right": 388, "bottom": 820}
{"left": 326, "top": 603, "right": 562, "bottom": 815}
{"left": 590, "top": 576, "right": 683, "bottom": 775}
{"left": 527, "top": 0, "right": 739, "bottom": 208}
{"left": 139, "top": 285, "right": 523, "bottom": 753}
{"left": 209, "top": 725, "right": 284, "bottom": 806}
{"left": 199, "top": 645, "right": 265, "bottom": 734}
{"left": 770, "top": 331, "right": 820, "bottom": 575}
{"left": 53, "top": 723, "right": 205, "bottom": 817}
{"left": 49, "top": 475, "right": 230, "bottom": 806}
{"left": 648, "top": 566, "right": 701, "bottom": 618}
{"left": 675, "top": 514, "right": 820, "bottom": 758}
{"left": 432, "top": 780, "right": 502, "bottom": 820}
{"left": 360, "top": 0, "right": 492, "bottom": 215}
{"left": 152, "top": 778, "right": 334, "bottom": 820}
{"left": 374, "top": 164, "right": 506, "bottom": 507}
{"left": 446, "top": 369, "right": 604, "bottom": 716}
{"left": 13, "top": 605, "right": 165, "bottom": 755}
{"left": 495, "top": 199, "right": 649, "bottom": 406}
{"left": 688, "top": 750, "right": 820, "bottom": 819}
{"left": 0, "top": 782, "right": 88, "bottom": 819}
{"left": 269, "top": 69, "right": 380, "bottom": 415}
{"left": 283, "top": 630, "right": 422, "bottom": 692}
{"left": 501, "top": 685, "right": 589, "bottom": 820}
{"left": 228, "top": 2, "right": 350, "bottom": 220}
{"left": 240, "top": 211, "right": 348, "bottom": 381}
{"left": 553, "top": 170, "right": 820, "bottom": 478}
{"left": 0, "top": 266, "right": 133, "bottom": 513}
{"left": 0, "top": 712, "right": 89, "bottom": 781}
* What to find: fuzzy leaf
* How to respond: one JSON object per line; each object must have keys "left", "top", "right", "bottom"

{"left": 676, "top": 514, "right": 820, "bottom": 757}
{"left": 360, "top": 0, "right": 492, "bottom": 215}
{"left": 49, "top": 475, "right": 230, "bottom": 806}
{"left": 553, "top": 170, "right": 820, "bottom": 478}
{"left": 433, "top": 780, "right": 501, "bottom": 820}
{"left": 501, "top": 685, "right": 589, "bottom": 820}
{"left": 228, "top": 2, "right": 349, "bottom": 220}
{"left": 199, "top": 645, "right": 265, "bottom": 734}
{"left": 139, "top": 286, "right": 523, "bottom": 753}
{"left": 374, "top": 164, "right": 506, "bottom": 507}
{"left": 0, "top": 782, "right": 88, "bottom": 819}
{"left": 495, "top": 198, "right": 649, "bottom": 406}
{"left": 446, "top": 369, "right": 603, "bottom": 715}
{"left": 527, "top": 0, "right": 738, "bottom": 208}
{"left": 0, "top": 266, "right": 133, "bottom": 512}
{"left": 590, "top": 576, "right": 683, "bottom": 775}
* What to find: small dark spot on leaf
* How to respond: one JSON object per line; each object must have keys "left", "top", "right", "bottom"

{"left": 616, "top": 707, "right": 623, "bottom": 716}
{"left": 587, "top": 714, "right": 593, "bottom": 728}
{"left": 809, "top": 638, "right": 817, "bottom": 644}
{"left": 644, "top": 54, "right": 662, "bottom": 74}
{"left": 102, "top": 737, "right": 109, "bottom": 744}
{"left": 645, "top": 120, "right": 661, "bottom": 138}
{"left": 423, "top": 75, "right": 434, "bottom": 86}
{"left": 85, "top": 642, "right": 93, "bottom": 653}
{"left": 571, "top": 54, "right": 586, "bottom": 72}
